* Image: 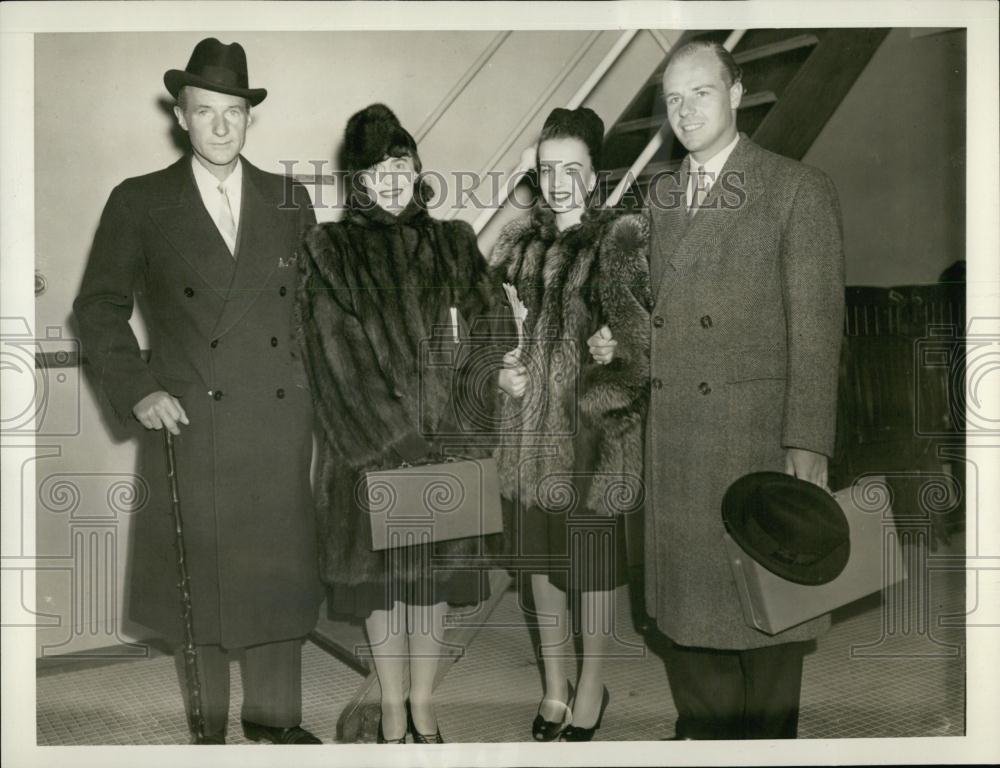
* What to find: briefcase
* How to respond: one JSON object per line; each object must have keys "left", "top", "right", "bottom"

{"left": 364, "top": 456, "right": 503, "bottom": 551}
{"left": 724, "top": 475, "right": 907, "bottom": 635}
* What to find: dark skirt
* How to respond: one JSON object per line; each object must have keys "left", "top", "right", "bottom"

{"left": 327, "top": 567, "right": 491, "bottom": 619}
{"left": 512, "top": 501, "right": 630, "bottom": 595}
{"left": 508, "top": 416, "right": 630, "bottom": 597}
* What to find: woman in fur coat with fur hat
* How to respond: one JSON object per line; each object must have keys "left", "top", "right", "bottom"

{"left": 296, "top": 103, "right": 508, "bottom": 744}
{"left": 493, "top": 107, "right": 652, "bottom": 741}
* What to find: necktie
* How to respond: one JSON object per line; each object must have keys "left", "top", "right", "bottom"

{"left": 217, "top": 182, "right": 237, "bottom": 256}
{"left": 689, "top": 164, "right": 709, "bottom": 218}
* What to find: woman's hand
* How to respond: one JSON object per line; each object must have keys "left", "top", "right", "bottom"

{"left": 498, "top": 348, "right": 528, "bottom": 399}
{"left": 588, "top": 325, "right": 618, "bottom": 365}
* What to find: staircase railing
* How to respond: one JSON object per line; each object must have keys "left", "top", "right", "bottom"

{"left": 470, "top": 29, "right": 642, "bottom": 234}
{"left": 414, "top": 31, "right": 511, "bottom": 143}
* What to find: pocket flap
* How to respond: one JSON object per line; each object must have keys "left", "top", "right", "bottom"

{"left": 728, "top": 353, "right": 786, "bottom": 383}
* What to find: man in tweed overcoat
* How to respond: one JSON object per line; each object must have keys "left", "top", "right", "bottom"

{"left": 598, "top": 40, "right": 845, "bottom": 738}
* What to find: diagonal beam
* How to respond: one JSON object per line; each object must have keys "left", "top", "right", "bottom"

{"left": 751, "top": 28, "right": 891, "bottom": 160}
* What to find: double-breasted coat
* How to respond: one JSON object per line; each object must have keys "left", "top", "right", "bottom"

{"left": 74, "top": 156, "right": 323, "bottom": 648}
{"left": 619, "top": 135, "right": 845, "bottom": 650}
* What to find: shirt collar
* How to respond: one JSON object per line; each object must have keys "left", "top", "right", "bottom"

{"left": 190, "top": 155, "right": 242, "bottom": 194}
{"left": 690, "top": 133, "right": 741, "bottom": 179}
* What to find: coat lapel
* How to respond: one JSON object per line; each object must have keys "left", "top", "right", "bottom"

{"left": 655, "top": 135, "right": 763, "bottom": 306}
{"left": 649, "top": 158, "right": 689, "bottom": 301}
{"left": 148, "top": 158, "right": 237, "bottom": 300}
{"left": 211, "top": 161, "right": 283, "bottom": 338}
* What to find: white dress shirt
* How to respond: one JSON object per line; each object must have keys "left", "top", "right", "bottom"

{"left": 687, "top": 133, "right": 741, "bottom": 212}
{"left": 191, "top": 156, "right": 243, "bottom": 254}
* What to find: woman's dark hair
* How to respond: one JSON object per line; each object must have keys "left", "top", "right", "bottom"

{"left": 537, "top": 106, "right": 605, "bottom": 171}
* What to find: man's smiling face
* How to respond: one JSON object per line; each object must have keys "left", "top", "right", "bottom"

{"left": 662, "top": 48, "right": 743, "bottom": 163}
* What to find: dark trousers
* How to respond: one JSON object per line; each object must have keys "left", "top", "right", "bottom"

{"left": 173, "top": 638, "right": 303, "bottom": 737}
{"left": 661, "top": 636, "right": 808, "bottom": 739}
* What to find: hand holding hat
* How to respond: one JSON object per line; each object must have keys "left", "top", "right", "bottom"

{"left": 722, "top": 471, "right": 850, "bottom": 586}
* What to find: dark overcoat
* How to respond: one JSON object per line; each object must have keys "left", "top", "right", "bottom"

{"left": 491, "top": 202, "right": 651, "bottom": 518}
{"left": 635, "top": 135, "right": 845, "bottom": 650}
{"left": 295, "top": 195, "right": 507, "bottom": 589}
{"left": 74, "top": 156, "right": 323, "bottom": 648}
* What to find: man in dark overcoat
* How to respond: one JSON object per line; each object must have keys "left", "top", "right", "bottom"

{"left": 596, "top": 40, "right": 845, "bottom": 739}
{"left": 73, "top": 38, "right": 323, "bottom": 744}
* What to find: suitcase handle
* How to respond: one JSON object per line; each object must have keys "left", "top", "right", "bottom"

{"left": 397, "top": 455, "right": 462, "bottom": 469}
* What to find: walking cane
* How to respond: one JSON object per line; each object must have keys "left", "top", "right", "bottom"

{"left": 163, "top": 430, "right": 208, "bottom": 743}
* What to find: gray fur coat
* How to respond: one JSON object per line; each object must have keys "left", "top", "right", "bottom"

{"left": 491, "top": 202, "right": 652, "bottom": 517}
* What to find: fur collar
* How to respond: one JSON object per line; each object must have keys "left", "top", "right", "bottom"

{"left": 343, "top": 189, "right": 431, "bottom": 229}
{"left": 529, "top": 198, "right": 618, "bottom": 246}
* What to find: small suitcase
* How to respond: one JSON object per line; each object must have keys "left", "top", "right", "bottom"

{"left": 724, "top": 475, "right": 907, "bottom": 635}
{"left": 364, "top": 456, "right": 503, "bottom": 551}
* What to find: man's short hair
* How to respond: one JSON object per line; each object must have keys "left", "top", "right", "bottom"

{"left": 668, "top": 39, "right": 743, "bottom": 87}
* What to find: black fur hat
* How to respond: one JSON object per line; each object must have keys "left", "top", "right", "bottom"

{"left": 539, "top": 107, "right": 605, "bottom": 168}
{"left": 343, "top": 103, "right": 419, "bottom": 173}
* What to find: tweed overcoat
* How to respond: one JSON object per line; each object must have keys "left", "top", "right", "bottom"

{"left": 295, "top": 195, "right": 508, "bottom": 590}
{"left": 74, "top": 156, "right": 323, "bottom": 648}
{"left": 491, "top": 202, "right": 651, "bottom": 519}
{"left": 634, "top": 135, "right": 845, "bottom": 650}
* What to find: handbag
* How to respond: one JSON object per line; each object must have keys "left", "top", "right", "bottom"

{"left": 363, "top": 450, "right": 503, "bottom": 552}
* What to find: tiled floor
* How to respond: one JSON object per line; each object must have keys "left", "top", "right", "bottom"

{"left": 37, "top": 541, "right": 965, "bottom": 744}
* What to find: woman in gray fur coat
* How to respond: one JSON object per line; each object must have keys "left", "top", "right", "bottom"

{"left": 493, "top": 107, "right": 652, "bottom": 741}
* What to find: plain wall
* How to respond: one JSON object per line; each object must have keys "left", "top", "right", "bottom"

{"left": 804, "top": 27, "right": 966, "bottom": 287}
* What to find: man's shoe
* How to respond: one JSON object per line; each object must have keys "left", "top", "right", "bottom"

{"left": 241, "top": 719, "right": 322, "bottom": 744}
{"left": 193, "top": 730, "right": 226, "bottom": 745}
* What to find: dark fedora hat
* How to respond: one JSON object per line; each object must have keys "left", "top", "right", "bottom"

{"left": 722, "top": 472, "right": 850, "bottom": 586}
{"left": 164, "top": 37, "right": 267, "bottom": 106}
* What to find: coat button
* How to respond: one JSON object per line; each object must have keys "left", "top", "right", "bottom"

{"left": 653, "top": 315, "right": 665, "bottom": 328}
{"left": 698, "top": 381, "right": 712, "bottom": 395}
{"left": 651, "top": 377, "right": 663, "bottom": 390}
{"left": 279, "top": 286, "right": 287, "bottom": 297}
{"left": 270, "top": 336, "right": 278, "bottom": 347}
{"left": 212, "top": 390, "right": 224, "bottom": 401}
{"left": 210, "top": 339, "right": 219, "bottom": 348}
{"left": 184, "top": 287, "right": 195, "bottom": 297}
{"left": 700, "top": 315, "right": 713, "bottom": 329}
{"left": 276, "top": 388, "right": 285, "bottom": 399}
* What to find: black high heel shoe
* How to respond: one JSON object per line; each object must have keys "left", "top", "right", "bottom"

{"left": 376, "top": 717, "right": 407, "bottom": 744}
{"left": 406, "top": 700, "right": 444, "bottom": 744}
{"left": 532, "top": 679, "right": 574, "bottom": 742}
{"left": 559, "top": 685, "right": 610, "bottom": 742}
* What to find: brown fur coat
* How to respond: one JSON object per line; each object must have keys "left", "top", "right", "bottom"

{"left": 296, "top": 195, "right": 506, "bottom": 586}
